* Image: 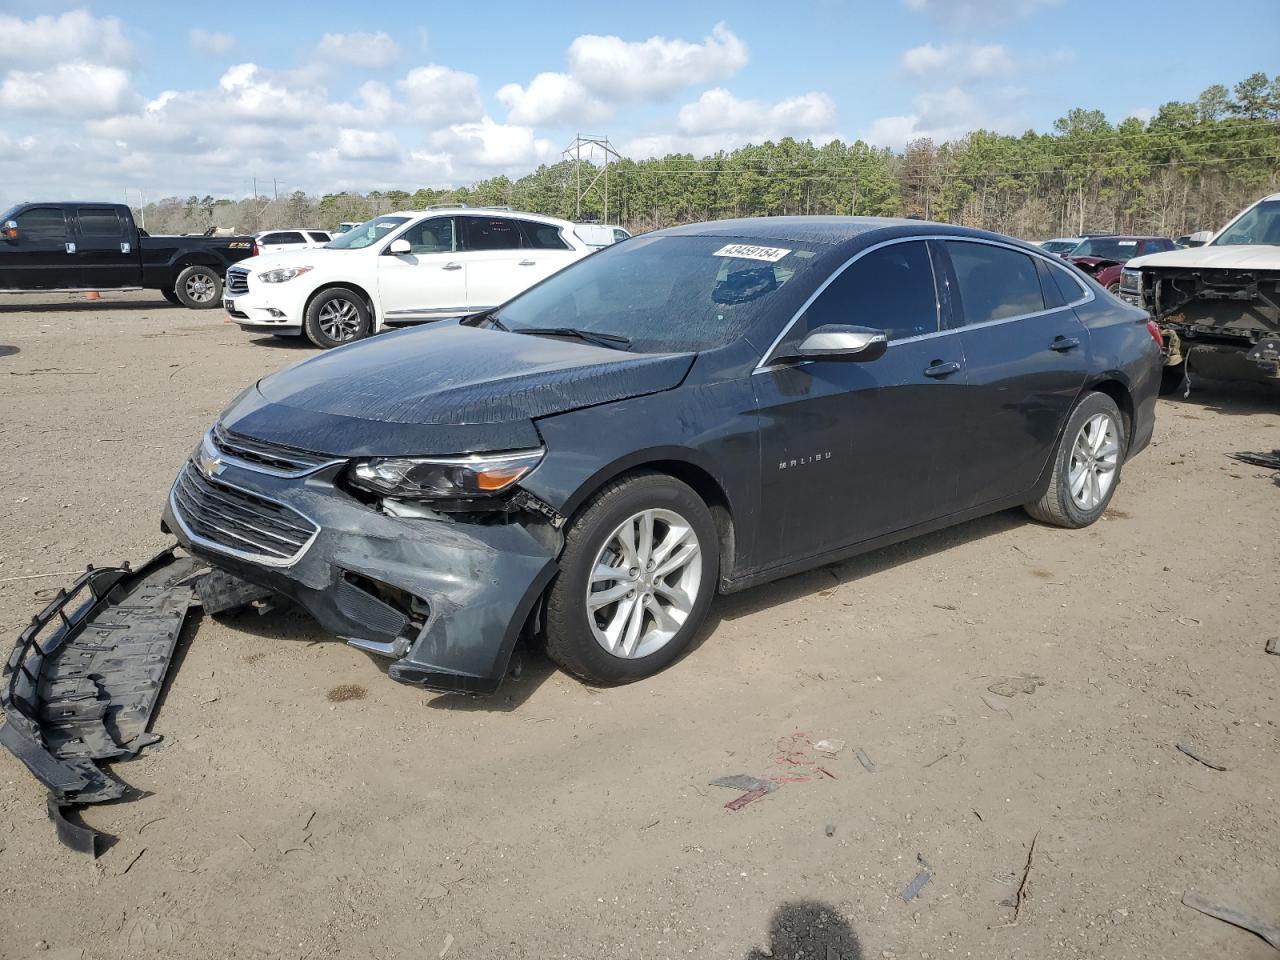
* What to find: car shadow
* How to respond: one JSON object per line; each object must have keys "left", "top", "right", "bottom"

{"left": 247, "top": 335, "right": 313, "bottom": 350}
{"left": 1160, "top": 377, "right": 1278, "bottom": 418}
{"left": 0, "top": 298, "right": 174, "bottom": 313}
{"left": 744, "top": 900, "right": 862, "bottom": 959}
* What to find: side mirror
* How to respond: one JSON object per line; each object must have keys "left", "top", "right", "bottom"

{"left": 2, "top": 220, "right": 16, "bottom": 241}
{"left": 387, "top": 238, "right": 411, "bottom": 255}
{"left": 776, "top": 324, "right": 888, "bottom": 364}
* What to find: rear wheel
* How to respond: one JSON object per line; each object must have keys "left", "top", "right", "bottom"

{"left": 303, "top": 287, "right": 371, "bottom": 348}
{"left": 1025, "top": 392, "right": 1125, "bottom": 528}
{"left": 544, "top": 472, "right": 719, "bottom": 685}
{"left": 173, "top": 265, "right": 222, "bottom": 309}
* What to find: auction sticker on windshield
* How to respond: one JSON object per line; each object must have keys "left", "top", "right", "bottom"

{"left": 713, "top": 243, "right": 792, "bottom": 262}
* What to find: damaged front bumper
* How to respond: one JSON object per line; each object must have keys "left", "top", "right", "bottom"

{"left": 162, "top": 455, "right": 558, "bottom": 695}
{"left": 0, "top": 550, "right": 201, "bottom": 852}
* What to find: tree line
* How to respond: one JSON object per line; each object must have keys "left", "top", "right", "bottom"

{"left": 137, "top": 72, "right": 1280, "bottom": 241}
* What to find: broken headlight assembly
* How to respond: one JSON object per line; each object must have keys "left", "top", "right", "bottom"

{"left": 258, "top": 265, "right": 313, "bottom": 283}
{"left": 348, "top": 449, "right": 544, "bottom": 500}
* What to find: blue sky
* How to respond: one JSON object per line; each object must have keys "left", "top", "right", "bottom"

{"left": 0, "top": 0, "right": 1276, "bottom": 204}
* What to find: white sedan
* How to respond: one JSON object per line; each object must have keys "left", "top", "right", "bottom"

{"left": 225, "top": 209, "right": 592, "bottom": 348}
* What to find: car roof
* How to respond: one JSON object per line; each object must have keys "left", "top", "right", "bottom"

{"left": 652, "top": 215, "right": 1052, "bottom": 256}
{"left": 387, "top": 208, "right": 574, "bottom": 229}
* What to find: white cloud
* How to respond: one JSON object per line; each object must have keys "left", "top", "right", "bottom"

{"left": 0, "top": 9, "right": 132, "bottom": 67}
{"left": 315, "top": 31, "right": 400, "bottom": 68}
{"left": 190, "top": 28, "right": 235, "bottom": 55}
{"left": 901, "top": 43, "right": 1013, "bottom": 79}
{"left": 0, "top": 63, "right": 137, "bottom": 117}
{"left": 864, "top": 86, "right": 1015, "bottom": 149}
{"left": 428, "top": 117, "right": 556, "bottom": 170}
{"left": 1126, "top": 106, "right": 1155, "bottom": 124}
{"left": 497, "top": 72, "right": 611, "bottom": 126}
{"left": 624, "top": 88, "right": 837, "bottom": 159}
{"left": 397, "top": 65, "right": 484, "bottom": 126}
{"left": 567, "top": 22, "right": 748, "bottom": 101}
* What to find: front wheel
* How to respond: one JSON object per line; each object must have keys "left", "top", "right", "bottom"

{"left": 544, "top": 472, "right": 719, "bottom": 685}
{"left": 303, "top": 288, "right": 371, "bottom": 348}
{"left": 173, "top": 265, "right": 222, "bottom": 309}
{"left": 1106, "top": 281, "right": 1121, "bottom": 296}
{"left": 1024, "top": 392, "right": 1125, "bottom": 528}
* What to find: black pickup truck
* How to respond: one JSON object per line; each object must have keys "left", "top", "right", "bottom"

{"left": 0, "top": 201, "right": 257, "bottom": 308}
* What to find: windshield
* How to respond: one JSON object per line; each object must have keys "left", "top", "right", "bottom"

{"left": 1068, "top": 237, "right": 1140, "bottom": 261}
{"left": 325, "top": 216, "right": 407, "bottom": 250}
{"left": 1212, "top": 199, "right": 1280, "bottom": 246}
{"left": 1040, "top": 239, "right": 1076, "bottom": 254}
{"left": 489, "top": 235, "right": 825, "bottom": 352}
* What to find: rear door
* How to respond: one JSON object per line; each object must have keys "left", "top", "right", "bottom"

{"left": 72, "top": 206, "right": 140, "bottom": 289}
{"left": 259, "top": 231, "right": 307, "bottom": 255}
{"left": 512, "top": 218, "right": 579, "bottom": 285}
{"left": 937, "top": 239, "right": 1090, "bottom": 510}
{"left": 457, "top": 216, "right": 526, "bottom": 308}
{"left": 0, "top": 206, "right": 77, "bottom": 290}
{"left": 376, "top": 216, "right": 467, "bottom": 322}
{"left": 751, "top": 239, "right": 970, "bottom": 567}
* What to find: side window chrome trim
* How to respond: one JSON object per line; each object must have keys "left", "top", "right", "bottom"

{"left": 753, "top": 234, "right": 1094, "bottom": 373}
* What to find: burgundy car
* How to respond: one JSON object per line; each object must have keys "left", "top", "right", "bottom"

{"left": 1065, "top": 236, "right": 1176, "bottom": 293}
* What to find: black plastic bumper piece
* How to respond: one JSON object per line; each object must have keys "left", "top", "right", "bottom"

{"left": 0, "top": 548, "right": 200, "bottom": 854}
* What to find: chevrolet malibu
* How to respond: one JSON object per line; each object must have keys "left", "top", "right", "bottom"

{"left": 165, "top": 217, "right": 1162, "bottom": 693}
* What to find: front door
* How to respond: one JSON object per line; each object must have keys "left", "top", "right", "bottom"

{"left": 751, "top": 239, "right": 970, "bottom": 570}
{"left": 73, "top": 206, "right": 140, "bottom": 290}
{"left": 0, "top": 206, "right": 77, "bottom": 290}
{"left": 376, "top": 217, "right": 467, "bottom": 323}
{"left": 936, "top": 239, "right": 1091, "bottom": 510}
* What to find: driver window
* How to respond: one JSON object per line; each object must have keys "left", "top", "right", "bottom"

{"left": 795, "top": 241, "right": 939, "bottom": 343}
{"left": 400, "top": 218, "right": 456, "bottom": 254}
{"left": 15, "top": 207, "right": 68, "bottom": 243}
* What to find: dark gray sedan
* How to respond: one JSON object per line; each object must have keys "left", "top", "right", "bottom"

{"left": 164, "top": 217, "right": 1163, "bottom": 692}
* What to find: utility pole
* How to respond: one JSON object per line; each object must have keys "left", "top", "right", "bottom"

{"left": 273, "top": 178, "right": 279, "bottom": 202}
{"left": 563, "top": 134, "right": 620, "bottom": 223}
{"left": 253, "top": 176, "right": 258, "bottom": 200}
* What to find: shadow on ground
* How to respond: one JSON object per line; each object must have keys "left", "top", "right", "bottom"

{"left": 744, "top": 900, "right": 862, "bottom": 959}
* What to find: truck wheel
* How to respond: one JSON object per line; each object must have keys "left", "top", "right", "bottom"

{"left": 173, "top": 265, "right": 222, "bottom": 309}
{"left": 1157, "top": 361, "right": 1186, "bottom": 397}
{"left": 543, "top": 472, "right": 719, "bottom": 685}
{"left": 304, "top": 288, "right": 371, "bottom": 348}
{"left": 1024, "top": 392, "right": 1125, "bottom": 529}
{"left": 1106, "top": 281, "right": 1121, "bottom": 295}
{"left": 161, "top": 289, "right": 182, "bottom": 306}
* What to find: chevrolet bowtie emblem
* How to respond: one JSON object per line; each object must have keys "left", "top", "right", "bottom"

{"left": 198, "top": 453, "right": 226, "bottom": 477}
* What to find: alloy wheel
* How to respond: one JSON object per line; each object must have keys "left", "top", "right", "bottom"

{"left": 586, "top": 508, "right": 702, "bottom": 659}
{"left": 318, "top": 298, "right": 362, "bottom": 341}
{"left": 1068, "top": 412, "right": 1119, "bottom": 510}
{"left": 185, "top": 273, "right": 216, "bottom": 303}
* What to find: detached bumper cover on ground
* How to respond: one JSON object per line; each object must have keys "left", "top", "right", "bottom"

{"left": 0, "top": 550, "right": 200, "bottom": 853}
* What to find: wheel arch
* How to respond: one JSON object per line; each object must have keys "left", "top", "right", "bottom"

{"left": 556, "top": 448, "right": 737, "bottom": 585}
{"left": 303, "top": 281, "right": 378, "bottom": 325}
{"left": 1085, "top": 376, "right": 1135, "bottom": 448}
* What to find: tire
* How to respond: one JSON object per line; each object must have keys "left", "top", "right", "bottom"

{"left": 1157, "top": 361, "right": 1186, "bottom": 397}
{"left": 161, "top": 289, "right": 182, "bottom": 306}
{"left": 544, "top": 472, "right": 719, "bottom": 685}
{"left": 1025, "top": 392, "right": 1126, "bottom": 529}
{"left": 303, "top": 287, "right": 371, "bottom": 348}
{"left": 173, "top": 265, "right": 222, "bottom": 309}
{"left": 1106, "top": 281, "right": 1121, "bottom": 296}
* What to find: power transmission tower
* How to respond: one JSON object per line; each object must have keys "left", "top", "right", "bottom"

{"left": 563, "top": 134, "right": 620, "bottom": 223}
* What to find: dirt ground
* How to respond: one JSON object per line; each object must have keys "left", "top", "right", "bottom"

{"left": 0, "top": 291, "right": 1277, "bottom": 960}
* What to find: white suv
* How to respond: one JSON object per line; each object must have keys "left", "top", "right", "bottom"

{"left": 254, "top": 228, "right": 332, "bottom": 256}
{"left": 224, "top": 208, "right": 592, "bottom": 348}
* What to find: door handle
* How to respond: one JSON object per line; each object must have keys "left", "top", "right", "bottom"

{"left": 65, "top": 242, "right": 76, "bottom": 254}
{"left": 442, "top": 262, "right": 462, "bottom": 271}
{"left": 518, "top": 259, "right": 536, "bottom": 266}
{"left": 923, "top": 360, "right": 962, "bottom": 378}
{"left": 1049, "top": 336, "right": 1081, "bottom": 352}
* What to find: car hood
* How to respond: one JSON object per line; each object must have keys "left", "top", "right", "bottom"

{"left": 1069, "top": 255, "right": 1124, "bottom": 272}
{"left": 235, "top": 248, "right": 344, "bottom": 272}
{"left": 1126, "top": 245, "right": 1280, "bottom": 270}
{"left": 219, "top": 324, "right": 696, "bottom": 456}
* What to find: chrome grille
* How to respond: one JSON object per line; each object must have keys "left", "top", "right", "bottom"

{"left": 172, "top": 462, "right": 318, "bottom": 564}
{"left": 226, "top": 267, "right": 250, "bottom": 296}
{"left": 211, "top": 424, "right": 334, "bottom": 476}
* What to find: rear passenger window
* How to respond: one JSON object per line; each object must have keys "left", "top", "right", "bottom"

{"left": 461, "top": 217, "right": 520, "bottom": 251}
{"left": 77, "top": 208, "right": 124, "bottom": 238}
{"left": 944, "top": 241, "right": 1044, "bottom": 326}
{"left": 516, "top": 220, "right": 570, "bottom": 250}
{"left": 15, "top": 207, "right": 68, "bottom": 242}
{"left": 266, "top": 231, "right": 305, "bottom": 244}
{"left": 1035, "top": 257, "right": 1066, "bottom": 309}
{"left": 798, "top": 240, "right": 939, "bottom": 342}
{"left": 307, "top": 231, "right": 330, "bottom": 243}
{"left": 1049, "top": 262, "right": 1087, "bottom": 304}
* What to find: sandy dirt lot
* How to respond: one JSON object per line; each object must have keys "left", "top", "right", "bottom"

{"left": 0, "top": 292, "right": 1277, "bottom": 960}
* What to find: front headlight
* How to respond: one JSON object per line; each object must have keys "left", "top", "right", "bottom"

{"left": 349, "top": 449, "right": 544, "bottom": 500}
{"left": 258, "top": 265, "right": 313, "bottom": 283}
